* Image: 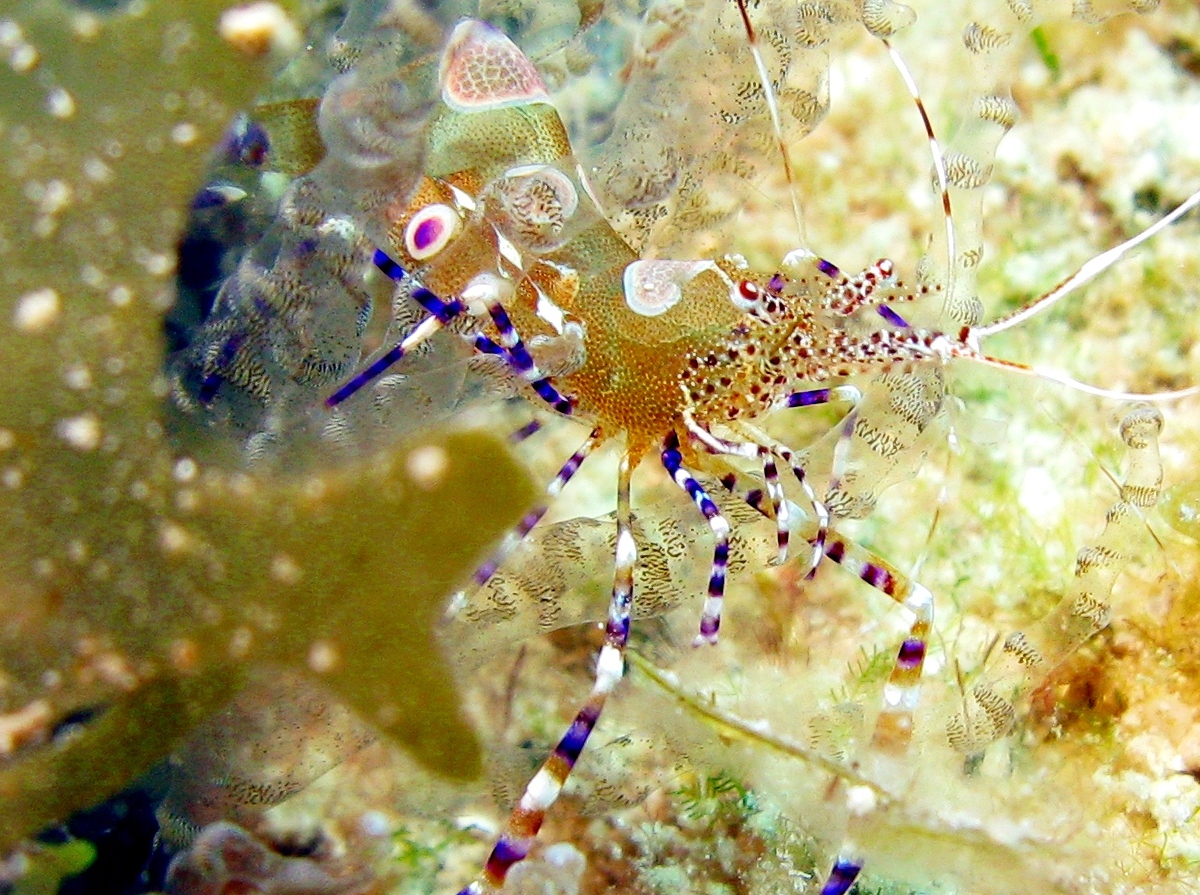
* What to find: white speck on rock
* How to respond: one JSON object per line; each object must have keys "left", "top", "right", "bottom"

{"left": 173, "top": 458, "right": 198, "bottom": 483}
{"left": 63, "top": 364, "right": 92, "bottom": 390}
{"left": 846, "top": 785, "right": 878, "bottom": 817}
{"left": 158, "top": 522, "right": 191, "bottom": 554}
{"left": 307, "top": 639, "right": 339, "bottom": 674}
{"left": 270, "top": 552, "right": 302, "bottom": 585}
{"left": 406, "top": 444, "right": 449, "bottom": 490}
{"left": 219, "top": 2, "right": 301, "bottom": 57}
{"left": 83, "top": 157, "right": 112, "bottom": 183}
{"left": 170, "top": 122, "right": 197, "bottom": 146}
{"left": 46, "top": 87, "right": 75, "bottom": 119}
{"left": 9, "top": 43, "right": 39, "bottom": 73}
{"left": 13, "top": 287, "right": 60, "bottom": 332}
{"left": 38, "top": 180, "right": 72, "bottom": 216}
{"left": 56, "top": 413, "right": 101, "bottom": 451}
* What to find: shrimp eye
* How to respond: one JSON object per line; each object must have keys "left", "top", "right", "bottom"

{"left": 404, "top": 203, "right": 461, "bottom": 261}
{"left": 730, "top": 278, "right": 765, "bottom": 311}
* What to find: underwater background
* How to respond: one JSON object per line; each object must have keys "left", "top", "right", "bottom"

{"left": 1, "top": 0, "right": 1199, "bottom": 893}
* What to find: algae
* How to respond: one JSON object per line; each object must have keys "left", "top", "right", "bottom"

{"left": 11, "top": 838, "right": 95, "bottom": 895}
{"left": 0, "top": 0, "right": 535, "bottom": 849}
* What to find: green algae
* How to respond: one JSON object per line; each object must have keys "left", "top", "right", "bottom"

{"left": 12, "top": 838, "right": 95, "bottom": 895}
{"left": 0, "top": 0, "right": 536, "bottom": 848}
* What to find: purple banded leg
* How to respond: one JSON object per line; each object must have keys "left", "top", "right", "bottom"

{"left": 816, "top": 256, "right": 842, "bottom": 280}
{"left": 460, "top": 452, "right": 636, "bottom": 895}
{"left": 662, "top": 433, "right": 731, "bottom": 647}
{"left": 816, "top": 532, "right": 933, "bottom": 895}
{"left": 696, "top": 429, "right": 790, "bottom": 565}
{"left": 781, "top": 384, "right": 862, "bottom": 565}
{"left": 372, "top": 246, "right": 407, "bottom": 282}
{"left": 509, "top": 418, "right": 543, "bottom": 443}
{"left": 735, "top": 421, "right": 832, "bottom": 573}
{"left": 326, "top": 247, "right": 467, "bottom": 407}
{"left": 464, "top": 427, "right": 603, "bottom": 591}
{"left": 325, "top": 309, "right": 454, "bottom": 407}
{"left": 716, "top": 466, "right": 933, "bottom": 742}
{"left": 711, "top": 465, "right": 933, "bottom": 738}
{"left": 876, "top": 304, "right": 910, "bottom": 328}
{"left": 470, "top": 332, "right": 508, "bottom": 357}
{"left": 759, "top": 448, "right": 791, "bottom": 565}
{"left": 822, "top": 529, "right": 933, "bottom": 748}
{"left": 482, "top": 299, "right": 574, "bottom": 417}
{"left": 375, "top": 247, "right": 465, "bottom": 322}
{"left": 682, "top": 413, "right": 793, "bottom": 570}
{"left": 710, "top": 460, "right": 934, "bottom": 721}
{"left": 774, "top": 442, "right": 825, "bottom": 575}
{"left": 715, "top": 469, "right": 768, "bottom": 517}
{"left": 819, "top": 856, "right": 864, "bottom": 895}
{"left": 783, "top": 384, "right": 861, "bottom": 410}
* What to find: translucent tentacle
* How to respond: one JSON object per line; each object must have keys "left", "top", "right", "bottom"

{"left": 947, "top": 403, "right": 1164, "bottom": 754}
{"left": 798, "top": 368, "right": 947, "bottom": 521}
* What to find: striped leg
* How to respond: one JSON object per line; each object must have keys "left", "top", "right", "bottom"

{"left": 734, "top": 422, "right": 831, "bottom": 575}
{"left": 777, "top": 385, "right": 863, "bottom": 573}
{"left": 713, "top": 465, "right": 934, "bottom": 727}
{"left": 445, "top": 427, "right": 603, "bottom": 620}
{"left": 820, "top": 858, "right": 865, "bottom": 895}
{"left": 325, "top": 248, "right": 464, "bottom": 407}
{"left": 474, "top": 283, "right": 574, "bottom": 417}
{"left": 508, "top": 418, "right": 543, "bottom": 444}
{"left": 821, "top": 531, "right": 933, "bottom": 749}
{"left": 682, "top": 414, "right": 791, "bottom": 572}
{"left": 782, "top": 384, "right": 862, "bottom": 410}
{"left": 760, "top": 448, "right": 792, "bottom": 565}
{"left": 817, "top": 530, "right": 934, "bottom": 895}
{"left": 329, "top": 249, "right": 574, "bottom": 412}
{"left": 662, "top": 433, "right": 732, "bottom": 647}
{"left": 459, "top": 452, "right": 636, "bottom": 895}
{"left": 713, "top": 466, "right": 773, "bottom": 518}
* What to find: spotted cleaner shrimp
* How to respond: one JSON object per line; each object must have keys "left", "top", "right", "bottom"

{"left": 164, "top": 0, "right": 1200, "bottom": 889}
{"left": 290, "top": 6, "right": 1200, "bottom": 895}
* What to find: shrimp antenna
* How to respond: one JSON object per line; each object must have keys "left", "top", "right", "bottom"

{"left": 976, "top": 186, "right": 1200, "bottom": 338}
{"left": 964, "top": 352, "right": 1200, "bottom": 403}
{"left": 881, "top": 38, "right": 956, "bottom": 301}
{"left": 734, "top": 0, "right": 807, "bottom": 247}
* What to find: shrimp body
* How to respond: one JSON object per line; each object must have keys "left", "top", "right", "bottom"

{"left": 364, "top": 19, "right": 963, "bottom": 470}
